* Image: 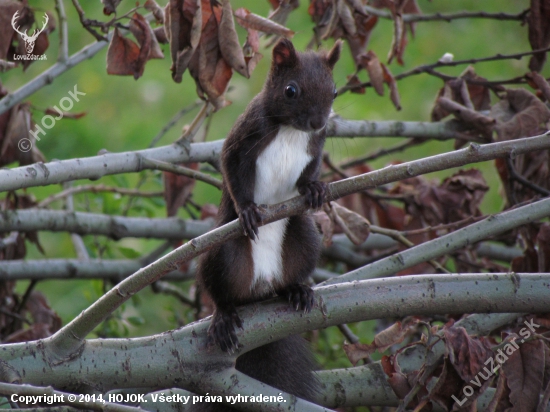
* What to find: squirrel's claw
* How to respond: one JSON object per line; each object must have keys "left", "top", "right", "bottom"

{"left": 239, "top": 202, "right": 262, "bottom": 240}
{"left": 299, "top": 181, "right": 327, "bottom": 209}
{"left": 208, "top": 307, "right": 243, "bottom": 353}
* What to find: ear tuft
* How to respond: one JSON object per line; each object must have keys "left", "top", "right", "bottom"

{"left": 326, "top": 40, "right": 342, "bottom": 70}
{"left": 272, "top": 38, "right": 298, "bottom": 69}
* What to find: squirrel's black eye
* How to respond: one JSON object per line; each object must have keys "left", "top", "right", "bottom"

{"left": 333, "top": 88, "right": 338, "bottom": 99}
{"left": 284, "top": 84, "right": 297, "bottom": 99}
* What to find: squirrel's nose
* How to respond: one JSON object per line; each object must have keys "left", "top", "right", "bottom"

{"left": 308, "top": 116, "right": 326, "bottom": 131}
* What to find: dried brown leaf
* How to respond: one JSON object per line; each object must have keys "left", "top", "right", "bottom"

{"left": 0, "top": 1, "right": 22, "bottom": 60}
{"left": 312, "top": 210, "right": 334, "bottom": 247}
{"left": 443, "top": 325, "right": 493, "bottom": 382}
{"left": 106, "top": 28, "right": 142, "bottom": 78}
{"left": 373, "top": 318, "right": 419, "bottom": 353}
{"left": 153, "top": 26, "right": 169, "bottom": 44}
{"left": 528, "top": 0, "right": 550, "bottom": 71}
{"left": 102, "top": 0, "right": 122, "bottom": 15}
{"left": 44, "top": 108, "right": 86, "bottom": 120}
{"left": 492, "top": 88, "right": 550, "bottom": 142}
{"left": 0, "top": 104, "right": 45, "bottom": 167}
{"left": 429, "top": 359, "right": 468, "bottom": 411}
{"left": 345, "top": 74, "right": 365, "bottom": 94}
{"left": 145, "top": 0, "right": 165, "bottom": 24}
{"left": 346, "top": 13, "right": 378, "bottom": 66}
{"left": 345, "top": 0, "right": 368, "bottom": 16}
{"left": 337, "top": 0, "right": 357, "bottom": 36}
{"left": 130, "top": 13, "right": 164, "bottom": 60}
{"left": 387, "top": 12, "right": 405, "bottom": 65}
{"left": 431, "top": 67, "right": 491, "bottom": 122}
{"left": 234, "top": 8, "right": 294, "bottom": 38}
{"left": 200, "top": 203, "right": 218, "bottom": 219}
{"left": 438, "top": 96, "right": 495, "bottom": 138}
{"left": 268, "top": 0, "right": 300, "bottom": 27}
{"left": 526, "top": 71, "right": 550, "bottom": 101}
{"left": 343, "top": 341, "right": 376, "bottom": 366}
{"left": 329, "top": 202, "right": 370, "bottom": 245}
{"left": 502, "top": 338, "right": 545, "bottom": 412}
{"left": 382, "top": 62, "right": 401, "bottom": 110}
{"left": 189, "top": 1, "right": 232, "bottom": 110}
{"left": 166, "top": 0, "right": 202, "bottom": 83}
{"left": 360, "top": 50, "right": 384, "bottom": 96}
{"left": 164, "top": 163, "right": 198, "bottom": 217}
{"left": 219, "top": 0, "right": 248, "bottom": 78}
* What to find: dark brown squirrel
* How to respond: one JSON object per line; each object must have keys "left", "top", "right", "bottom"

{"left": 196, "top": 38, "right": 341, "bottom": 410}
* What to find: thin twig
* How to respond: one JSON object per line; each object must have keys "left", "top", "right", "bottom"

{"left": 506, "top": 157, "right": 550, "bottom": 196}
{"left": 363, "top": 6, "right": 529, "bottom": 24}
{"left": 55, "top": 0, "right": 69, "bottom": 62}
{"left": 339, "top": 138, "right": 425, "bottom": 170}
{"left": 176, "top": 102, "right": 214, "bottom": 146}
{"left": 38, "top": 184, "right": 164, "bottom": 208}
{"left": 139, "top": 157, "right": 223, "bottom": 190}
{"left": 338, "top": 324, "right": 360, "bottom": 344}
{"left": 339, "top": 46, "right": 550, "bottom": 95}
{"left": 0, "top": 39, "right": 108, "bottom": 115}
{"left": 370, "top": 225, "right": 449, "bottom": 273}
{"left": 71, "top": 0, "right": 108, "bottom": 41}
{"left": 152, "top": 280, "right": 195, "bottom": 306}
{"left": 148, "top": 101, "right": 203, "bottom": 148}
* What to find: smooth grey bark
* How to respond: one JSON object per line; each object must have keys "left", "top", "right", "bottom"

{"left": 0, "top": 274, "right": 548, "bottom": 410}
{"left": 0, "top": 210, "right": 214, "bottom": 240}
{"left": 0, "top": 118, "right": 487, "bottom": 193}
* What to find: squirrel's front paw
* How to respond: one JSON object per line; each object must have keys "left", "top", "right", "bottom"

{"left": 238, "top": 201, "right": 262, "bottom": 240}
{"left": 299, "top": 181, "right": 327, "bottom": 209}
{"left": 207, "top": 307, "right": 243, "bottom": 353}
{"left": 280, "top": 284, "right": 315, "bottom": 313}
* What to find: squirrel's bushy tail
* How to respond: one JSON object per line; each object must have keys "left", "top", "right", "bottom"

{"left": 193, "top": 335, "right": 319, "bottom": 412}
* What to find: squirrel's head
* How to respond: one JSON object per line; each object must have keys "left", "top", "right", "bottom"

{"left": 264, "top": 38, "right": 342, "bottom": 132}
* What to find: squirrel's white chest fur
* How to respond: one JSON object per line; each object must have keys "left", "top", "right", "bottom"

{"left": 251, "top": 126, "right": 312, "bottom": 289}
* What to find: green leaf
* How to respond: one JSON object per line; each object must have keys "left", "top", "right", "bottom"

{"left": 117, "top": 246, "right": 141, "bottom": 259}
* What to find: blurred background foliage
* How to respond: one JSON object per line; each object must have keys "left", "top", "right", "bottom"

{"left": 1, "top": 0, "right": 547, "bottom": 369}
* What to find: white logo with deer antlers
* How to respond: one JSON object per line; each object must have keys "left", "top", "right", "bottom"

{"left": 12, "top": 10, "right": 49, "bottom": 55}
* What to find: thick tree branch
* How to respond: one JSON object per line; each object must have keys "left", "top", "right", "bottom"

{"left": 1, "top": 274, "right": 549, "bottom": 404}
{"left": 0, "top": 40, "right": 108, "bottom": 116}
{"left": 0, "top": 118, "right": 466, "bottom": 193}
{"left": 0, "top": 140, "right": 224, "bottom": 192}
{"left": 0, "top": 259, "right": 193, "bottom": 281}
{"left": 43, "top": 133, "right": 550, "bottom": 359}
{"left": 0, "top": 210, "right": 214, "bottom": 240}
{"left": 323, "top": 195, "right": 550, "bottom": 285}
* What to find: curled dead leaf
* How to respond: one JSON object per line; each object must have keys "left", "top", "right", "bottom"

{"left": 235, "top": 8, "right": 294, "bottom": 38}
{"left": 106, "top": 28, "right": 142, "bottom": 79}
{"left": 219, "top": 0, "right": 248, "bottom": 78}
{"left": 130, "top": 13, "right": 164, "bottom": 60}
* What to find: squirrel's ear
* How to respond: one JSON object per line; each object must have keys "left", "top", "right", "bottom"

{"left": 272, "top": 38, "right": 298, "bottom": 69}
{"left": 326, "top": 40, "right": 342, "bottom": 70}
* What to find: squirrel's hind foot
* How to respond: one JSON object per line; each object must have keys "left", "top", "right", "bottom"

{"left": 208, "top": 307, "right": 243, "bottom": 353}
